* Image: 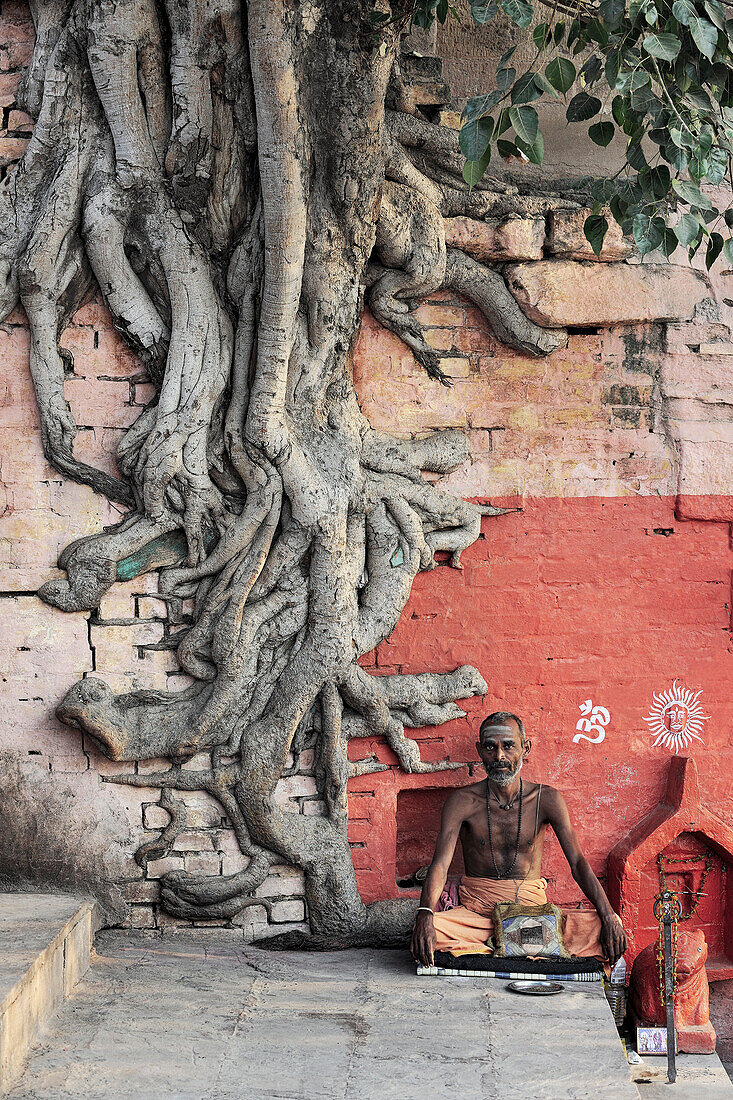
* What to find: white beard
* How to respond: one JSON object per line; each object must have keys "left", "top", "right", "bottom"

{"left": 487, "top": 757, "right": 523, "bottom": 787}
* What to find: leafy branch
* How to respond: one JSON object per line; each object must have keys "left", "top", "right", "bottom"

{"left": 411, "top": 0, "right": 733, "bottom": 265}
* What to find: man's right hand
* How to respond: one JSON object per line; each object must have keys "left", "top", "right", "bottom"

{"left": 411, "top": 911, "right": 437, "bottom": 966}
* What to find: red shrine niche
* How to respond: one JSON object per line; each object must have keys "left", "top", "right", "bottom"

{"left": 608, "top": 757, "right": 733, "bottom": 981}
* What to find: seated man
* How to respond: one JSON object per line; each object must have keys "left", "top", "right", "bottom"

{"left": 411, "top": 711, "right": 626, "bottom": 966}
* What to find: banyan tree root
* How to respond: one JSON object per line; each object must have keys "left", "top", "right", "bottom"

{"left": 7, "top": 0, "right": 568, "bottom": 943}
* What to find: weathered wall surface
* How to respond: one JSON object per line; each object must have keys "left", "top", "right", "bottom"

{"left": 2, "top": 7, "right": 733, "bottom": 1058}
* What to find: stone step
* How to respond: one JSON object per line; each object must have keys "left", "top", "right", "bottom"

{"left": 630, "top": 1051, "right": 733, "bottom": 1098}
{"left": 0, "top": 893, "right": 97, "bottom": 1092}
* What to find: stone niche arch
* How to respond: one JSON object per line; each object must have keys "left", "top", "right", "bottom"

{"left": 608, "top": 756, "right": 733, "bottom": 981}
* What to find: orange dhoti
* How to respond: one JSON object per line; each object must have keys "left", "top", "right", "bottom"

{"left": 432, "top": 876, "right": 605, "bottom": 959}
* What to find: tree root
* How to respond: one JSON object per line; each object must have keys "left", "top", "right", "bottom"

{"left": 10, "top": 2, "right": 572, "bottom": 943}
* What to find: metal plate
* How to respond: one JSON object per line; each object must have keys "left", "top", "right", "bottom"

{"left": 506, "top": 980, "right": 565, "bottom": 995}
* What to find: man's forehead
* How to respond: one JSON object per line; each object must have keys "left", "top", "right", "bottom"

{"left": 480, "top": 723, "right": 519, "bottom": 739}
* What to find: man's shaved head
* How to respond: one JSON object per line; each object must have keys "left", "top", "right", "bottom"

{"left": 479, "top": 711, "right": 526, "bottom": 744}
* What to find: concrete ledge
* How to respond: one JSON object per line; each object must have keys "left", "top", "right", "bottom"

{"left": 631, "top": 1051, "right": 733, "bottom": 1097}
{"left": 0, "top": 893, "right": 97, "bottom": 1092}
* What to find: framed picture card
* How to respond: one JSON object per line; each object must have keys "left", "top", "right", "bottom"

{"left": 637, "top": 1027, "right": 668, "bottom": 1056}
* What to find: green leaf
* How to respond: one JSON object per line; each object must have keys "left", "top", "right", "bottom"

{"left": 516, "top": 130, "right": 545, "bottom": 164}
{"left": 645, "top": 3, "right": 659, "bottom": 24}
{"left": 684, "top": 85, "right": 713, "bottom": 111}
{"left": 589, "top": 121, "right": 615, "bottom": 146}
{"left": 609, "top": 194, "right": 628, "bottom": 225}
{"left": 464, "top": 90, "right": 503, "bottom": 122}
{"left": 499, "top": 0, "right": 533, "bottom": 28}
{"left": 533, "top": 21, "right": 549, "bottom": 48}
{"left": 633, "top": 212, "right": 665, "bottom": 255}
{"left": 616, "top": 70, "right": 652, "bottom": 93}
{"left": 495, "top": 107, "right": 511, "bottom": 136}
{"left": 511, "top": 72, "right": 543, "bottom": 103}
{"left": 509, "top": 105, "right": 539, "bottom": 144}
{"left": 672, "top": 0, "right": 695, "bottom": 26}
{"left": 496, "top": 139, "right": 523, "bottom": 159}
{"left": 584, "top": 214, "right": 609, "bottom": 256}
{"left": 704, "top": 0, "right": 726, "bottom": 29}
{"left": 533, "top": 72, "right": 560, "bottom": 98}
{"left": 566, "top": 92, "right": 602, "bottom": 121}
{"left": 605, "top": 51, "right": 621, "bottom": 89}
{"left": 470, "top": 0, "right": 498, "bottom": 22}
{"left": 706, "top": 145, "right": 729, "bottom": 185}
{"left": 672, "top": 178, "right": 714, "bottom": 208}
{"left": 643, "top": 32, "right": 682, "bottom": 60}
{"left": 600, "top": 0, "right": 625, "bottom": 25}
{"left": 662, "top": 229, "right": 679, "bottom": 257}
{"left": 546, "top": 57, "right": 576, "bottom": 93}
{"left": 498, "top": 45, "right": 517, "bottom": 69}
{"left": 459, "top": 117, "right": 494, "bottom": 160}
{"left": 706, "top": 231, "right": 724, "bottom": 267}
{"left": 724, "top": 238, "right": 733, "bottom": 262}
{"left": 586, "top": 17, "right": 610, "bottom": 46}
{"left": 675, "top": 212, "right": 700, "bottom": 245}
{"left": 496, "top": 66, "right": 516, "bottom": 91}
{"left": 690, "top": 15, "right": 718, "bottom": 59}
{"left": 580, "top": 56, "right": 603, "bottom": 85}
{"left": 627, "top": 140, "right": 648, "bottom": 169}
{"left": 649, "top": 164, "right": 671, "bottom": 197}
{"left": 463, "top": 144, "right": 492, "bottom": 186}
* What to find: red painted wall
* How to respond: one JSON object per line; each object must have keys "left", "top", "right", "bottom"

{"left": 349, "top": 496, "right": 733, "bottom": 910}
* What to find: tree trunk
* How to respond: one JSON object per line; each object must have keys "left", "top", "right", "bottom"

{"left": 3, "top": 0, "right": 567, "bottom": 944}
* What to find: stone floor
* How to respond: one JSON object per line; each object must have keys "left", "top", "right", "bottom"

{"left": 9, "top": 931, "right": 640, "bottom": 1100}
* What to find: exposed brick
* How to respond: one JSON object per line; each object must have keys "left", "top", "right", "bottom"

{"left": 184, "top": 852, "right": 220, "bottom": 875}
{"left": 145, "top": 856, "right": 185, "bottom": 878}
{"left": 143, "top": 804, "right": 171, "bottom": 830}
{"left": 127, "top": 905, "right": 157, "bottom": 930}
{"left": 270, "top": 899, "right": 306, "bottom": 923}
{"left": 173, "top": 830, "right": 215, "bottom": 852}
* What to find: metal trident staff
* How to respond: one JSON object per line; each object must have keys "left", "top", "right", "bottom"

{"left": 654, "top": 890, "right": 681, "bottom": 1084}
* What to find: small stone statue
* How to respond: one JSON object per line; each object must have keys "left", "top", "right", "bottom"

{"left": 630, "top": 927, "right": 716, "bottom": 1054}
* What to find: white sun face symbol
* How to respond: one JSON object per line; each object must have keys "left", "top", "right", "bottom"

{"left": 643, "top": 681, "right": 710, "bottom": 752}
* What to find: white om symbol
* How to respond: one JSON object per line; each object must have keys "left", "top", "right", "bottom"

{"left": 573, "top": 699, "right": 611, "bottom": 745}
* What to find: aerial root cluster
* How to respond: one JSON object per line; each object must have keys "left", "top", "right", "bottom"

{"left": 4, "top": 0, "right": 566, "bottom": 941}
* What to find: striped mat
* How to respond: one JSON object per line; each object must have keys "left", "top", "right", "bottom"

{"left": 417, "top": 951, "right": 603, "bottom": 982}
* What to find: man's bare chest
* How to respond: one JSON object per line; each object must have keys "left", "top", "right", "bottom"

{"left": 461, "top": 796, "right": 541, "bottom": 855}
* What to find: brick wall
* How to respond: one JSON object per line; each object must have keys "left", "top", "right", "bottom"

{"left": 3, "top": 8, "right": 733, "bottom": 1037}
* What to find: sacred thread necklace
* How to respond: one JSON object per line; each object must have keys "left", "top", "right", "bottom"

{"left": 486, "top": 778, "right": 523, "bottom": 878}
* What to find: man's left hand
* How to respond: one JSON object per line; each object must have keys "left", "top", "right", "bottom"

{"left": 600, "top": 912, "right": 627, "bottom": 967}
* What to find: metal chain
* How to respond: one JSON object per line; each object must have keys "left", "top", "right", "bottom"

{"left": 657, "top": 852, "right": 713, "bottom": 921}
{"left": 654, "top": 891, "right": 682, "bottom": 1006}
{"left": 486, "top": 778, "right": 523, "bottom": 878}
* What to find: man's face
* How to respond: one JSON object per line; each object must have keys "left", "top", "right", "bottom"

{"left": 476, "top": 721, "right": 526, "bottom": 786}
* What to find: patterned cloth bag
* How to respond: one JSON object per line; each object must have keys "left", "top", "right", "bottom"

{"left": 492, "top": 901, "right": 570, "bottom": 958}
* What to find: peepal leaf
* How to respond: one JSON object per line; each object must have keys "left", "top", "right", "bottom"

{"left": 470, "top": 0, "right": 498, "bottom": 22}
{"left": 566, "top": 92, "right": 602, "bottom": 121}
{"left": 675, "top": 212, "right": 700, "bottom": 246}
{"left": 589, "top": 121, "right": 615, "bottom": 146}
{"left": 642, "top": 32, "right": 681, "bottom": 59}
{"left": 672, "top": 178, "right": 714, "bottom": 208}
{"left": 459, "top": 117, "right": 493, "bottom": 160}
{"left": 584, "top": 214, "right": 609, "bottom": 256}
{"left": 509, "top": 105, "right": 538, "bottom": 144}
{"left": 499, "top": 0, "right": 534, "bottom": 28}
{"left": 464, "top": 90, "right": 503, "bottom": 122}
{"left": 690, "top": 15, "right": 718, "bottom": 59}
{"left": 463, "top": 145, "right": 492, "bottom": 186}
{"left": 546, "top": 56, "right": 576, "bottom": 93}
